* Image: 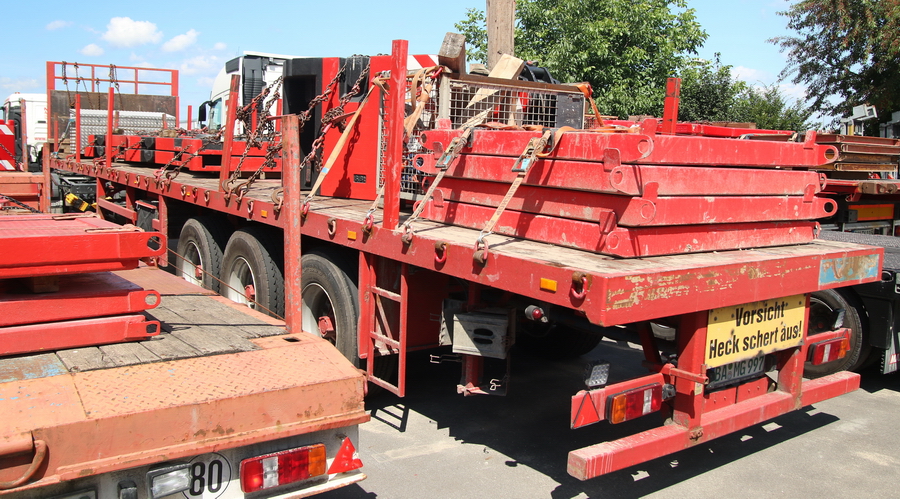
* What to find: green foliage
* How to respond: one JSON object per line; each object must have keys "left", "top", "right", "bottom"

{"left": 455, "top": 9, "right": 487, "bottom": 67}
{"left": 677, "top": 57, "right": 815, "bottom": 132}
{"left": 731, "top": 85, "right": 816, "bottom": 132}
{"left": 771, "top": 0, "right": 900, "bottom": 124}
{"left": 678, "top": 55, "right": 748, "bottom": 122}
{"left": 454, "top": 0, "right": 707, "bottom": 117}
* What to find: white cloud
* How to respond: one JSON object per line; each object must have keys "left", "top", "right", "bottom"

{"left": 777, "top": 82, "right": 808, "bottom": 101}
{"left": 180, "top": 55, "right": 220, "bottom": 75}
{"left": 213, "top": 42, "right": 227, "bottom": 51}
{"left": 733, "top": 66, "right": 774, "bottom": 84}
{"left": 80, "top": 44, "right": 105, "bottom": 57}
{"left": 134, "top": 62, "right": 156, "bottom": 68}
{"left": 162, "top": 29, "right": 199, "bottom": 52}
{"left": 197, "top": 76, "right": 216, "bottom": 88}
{"left": 0, "top": 77, "right": 40, "bottom": 91}
{"left": 101, "top": 17, "right": 162, "bottom": 48}
{"left": 46, "top": 20, "right": 71, "bottom": 30}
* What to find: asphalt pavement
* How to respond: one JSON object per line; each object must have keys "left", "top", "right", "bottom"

{"left": 319, "top": 338, "right": 900, "bottom": 499}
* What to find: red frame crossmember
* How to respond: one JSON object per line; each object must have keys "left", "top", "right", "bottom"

{"left": 566, "top": 306, "right": 861, "bottom": 480}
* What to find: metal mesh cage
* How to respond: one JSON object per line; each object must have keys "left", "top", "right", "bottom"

{"left": 379, "top": 74, "right": 586, "bottom": 200}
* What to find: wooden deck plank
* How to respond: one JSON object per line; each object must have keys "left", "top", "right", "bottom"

{"left": 97, "top": 342, "right": 161, "bottom": 366}
{"left": 140, "top": 334, "right": 203, "bottom": 360}
{"left": 56, "top": 347, "right": 111, "bottom": 372}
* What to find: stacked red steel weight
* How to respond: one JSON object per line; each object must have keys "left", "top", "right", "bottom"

{"left": 414, "top": 121, "right": 840, "bottom": 258}
{"left": 0, "top": 213, "right": 164, "bottom": 355}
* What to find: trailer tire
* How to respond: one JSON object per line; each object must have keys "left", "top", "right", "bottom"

{"left": 221, "top": 227, "right": 284, "bottom": 318}
{"left": 805, "top": 288, "right": 870, "bottom": 378}
{"left": 301, "top": 251, "right": 394, "bottom": 385}
{"left": 176, "top": 217, "right": 229, "bottom": 293}
{"left": 518, "top": 321, "right": 603, "bottom": 359}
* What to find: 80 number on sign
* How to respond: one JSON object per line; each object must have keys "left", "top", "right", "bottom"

{"left": 184, "top": 453, "right": 232, "bottom": 499}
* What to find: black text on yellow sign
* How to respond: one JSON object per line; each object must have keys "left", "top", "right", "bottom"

{"left": 705, "top": 295, "right": 806, "bottom": 368}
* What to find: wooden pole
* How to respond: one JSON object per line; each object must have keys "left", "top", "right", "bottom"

{"left": 486, "top": 0, "right": 516, "bottom": 70}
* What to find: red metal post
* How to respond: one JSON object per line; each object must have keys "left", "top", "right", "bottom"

{"left": 106, "top": 88, "right": 114, "bottom": 168}
{"left": 186, "top": 105, "right": 192, "bottom": 131}
{"left": 382, "top": 40, "right": 408, "bottom": 230}
{"left": 219, "top": 75, "right": 240, "bottom": 192}
{"left": 75, "top": 95, "right": 82, "bottom": 163}
{"left": 282, "top": 114, "right": 303, "bottom": 335}
{"left": 661, "top": 77, "right": 681, "bottom": 135}
{"left": 671, "top": 311, "right": 707, "bottom": 428}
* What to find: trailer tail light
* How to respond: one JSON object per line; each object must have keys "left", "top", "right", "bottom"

{"left": 808, "top": 336, "right": 850, "bottom": 365}
{"left": 239, "top": 444, "right": 327, "bottom": 493}
{"left": 607, "top": 384, "right": 663, "bottom": 424}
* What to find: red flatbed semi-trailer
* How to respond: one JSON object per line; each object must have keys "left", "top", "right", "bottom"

{"left": 46, "top": 39, "right": 883, "bottom": 481}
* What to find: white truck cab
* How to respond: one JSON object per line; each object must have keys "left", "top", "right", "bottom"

{"left": 199, "top": 51, "right": 298, "bottom": 131}
{"left": 1, "top": 93, "right": 48, "bottom": 171}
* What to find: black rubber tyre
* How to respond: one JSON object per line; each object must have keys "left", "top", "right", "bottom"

{"left": 517, "top": 321, "right": 603, "bottom": 360}
{"left": 804, "top": 288, "right": 870, "bottom": 378}
{"left": 221, "top": 227, "right": 284, "bottom": 318}
{"left": 301, "top": 251, "right": 394, "bottom": 386}
{"left": 176, "top": 217, "right": 229, "bottom": 292}
{"left": 301, "top": 252, "right": 360, "bottom": 362}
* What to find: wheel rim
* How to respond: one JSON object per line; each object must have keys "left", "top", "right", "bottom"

{"left": 808, "top": 295, "right": 835, "bottom": 334}
{"left": 178, "top": 241, "right": 204, "bottom": 286}
{"left": 302, "top": 283, "right": 337, "bottom": 344}
{"left": 225, "top": 256, "right": 257, "bottom": 309}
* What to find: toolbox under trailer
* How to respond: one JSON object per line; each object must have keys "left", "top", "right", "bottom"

{"left": 47, "top": 39, "right": 883, "bottom": 480}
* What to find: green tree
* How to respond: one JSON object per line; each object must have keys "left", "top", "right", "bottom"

{"left": 771, "top": 0, "right": 900, "bottom": 124}
{"left": 677, "top": 57, "right": 815, "bottom": 132}
{"left": 678, "top": 55, "right": 747, "bottom": 122}
{"left": 455, "top": 0, "right": 707, "bottom": 117}
{"left": 731, "top": 85, "right": 816, "bottom": 132}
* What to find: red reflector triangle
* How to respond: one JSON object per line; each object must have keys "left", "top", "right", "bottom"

{"left": 572, "top": 392, "right": 601, "bottom": 429}
{"left": 328, "top": 437, "right": 363, "bottom": 474}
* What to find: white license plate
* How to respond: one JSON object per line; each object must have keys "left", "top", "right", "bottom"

{"left": 707, "top": 356, "right": 766, "bottom": 390}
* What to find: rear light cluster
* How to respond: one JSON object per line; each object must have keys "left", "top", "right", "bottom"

{"left": 608, "top": 384, "right": 663, "bottom": 424}
{"left": 239, "top": 437, "right": 363, "bottom": 493}
{"left": 240, "top": 444, "right": 327, "bottom": 493}
{"left": 808, "top": 336, "right": 850, "bottom": 365}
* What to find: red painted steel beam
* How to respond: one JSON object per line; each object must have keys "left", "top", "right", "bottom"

{"left": 421, "top": 129, "right": 838, "bottom": 168}
{"left": 0, "top": 272, "right": 159, "bottom": 327}
{"left": 97, "top": 198, "right": 137, "bottom": 222}
{"left": 421, "top": 198, "right": 819, "bottom": 256}
{"left": 660, "top": 78, "right": 680, "bottom": 135}
{"left": 219, "top": 74, "right": 240, "bottom": 189}
{"left": 282, "top": 114, "right": 303, "bottom": 336}
{"left": 0, "top": 214, "right": 165, "bottom": 278}
{"left": 567, "top": 370, "right": 859, "bottom": 480}
{"left": 431, "top": 177, "right": 835, "bottom": 226}
{"left": 0, "top": 314, "right": 160, "bottom": 356}
{"left": 382, "top": 40, "right": 408, "bottom": 230}
{"left": 414, "top": 153, "right": 825, "bottom": 197}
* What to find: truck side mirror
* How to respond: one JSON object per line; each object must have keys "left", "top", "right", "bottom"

{"left": 197, "top": 101, "right": 211, "bottom": 126}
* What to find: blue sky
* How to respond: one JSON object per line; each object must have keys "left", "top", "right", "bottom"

{"left": 1, "top": 0, "right": 802, "bottom": 119}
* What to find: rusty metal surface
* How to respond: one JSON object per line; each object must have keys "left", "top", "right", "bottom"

{"left": 0, "top": 331, "right": 366, "bottom": 490}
